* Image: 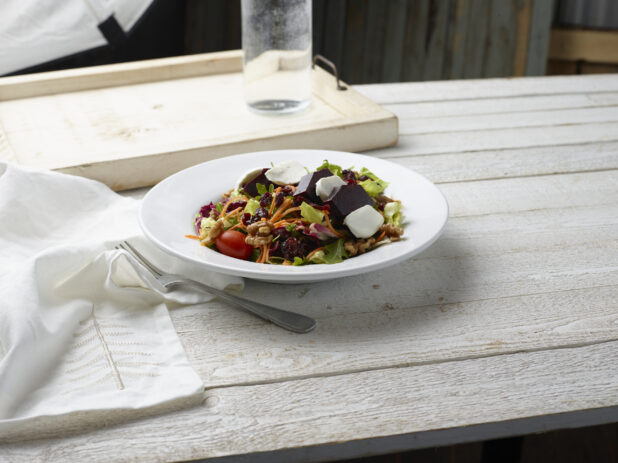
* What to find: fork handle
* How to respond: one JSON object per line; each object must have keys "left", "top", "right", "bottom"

{"left": 179, "top": 280, "right": 317, "bottom": 333}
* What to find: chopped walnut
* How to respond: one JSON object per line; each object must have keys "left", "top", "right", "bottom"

{"left": 209, "top": 209, "right": 218, "bottom": 219}
{"left": 344, "top": 237, "right": 376, "bottom": 257}
{"left": 245, "top": 220, "right": 274, "bottom": 247}
{"left": 380, "top": 223, "right": 404, "bottom": 241}
{"left": 221, "top": 188, "right": 234, "bottom": 199}
{"left": 201, "top": 219, "right": 225, "bottom": 246}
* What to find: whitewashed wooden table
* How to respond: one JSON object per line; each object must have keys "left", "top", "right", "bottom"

{"left": 3, "top": 74, "right": 618, "bottom": 462}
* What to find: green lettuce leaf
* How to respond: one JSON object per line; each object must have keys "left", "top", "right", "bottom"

{"left": 256, "top": 183, "right": 267, "bottom": 195}
{"left": 244, "top": 198, "right": 260, "bottom": 215}
{"left": 293, "top": 257, "right": 305, "bottom": 266}
{"left": 383, "top": 201, "right": 404, "bottom": 227}
{"left": 317, "top": 159, "right": 343, "bottom": 177}
{"left": 309, "top": 238, "right": 348, "bottom": 264}
{"left": 300, "top": 202, "right": 325, "bottom": 224}
{"left": 358, "top": 167, "right": 389, "bottom": 197}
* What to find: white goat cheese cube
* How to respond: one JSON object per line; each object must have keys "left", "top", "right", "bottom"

{"left": 343, "top": 205, "right": 384, "bottom": 239}
{"left": 265, "top": 160, "right": 307, "bottom": 185}
{"left": 315, "top": 175, "right": 346, "bottom": 201}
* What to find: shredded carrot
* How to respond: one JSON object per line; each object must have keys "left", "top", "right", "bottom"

{"left": 375, "top": 230, "right": 386, "bottom": 242}
{"left": 277, "top": 206, "right": 301, "bottom": 219}
{"left": 184, "top": 234, "right": 200, "bottom": 240}
{"left": 269, "top": 187, "right": 282, "bottom": 216}
{"left": 323, "top": 214, "right": 344, "bottom": 237}
{"left": 306, "top": 247, "right": 325, "bottom": 260}
{"left": 270, "top": 198, "right": 292, "bottom": 223}
{"left": 228, "top": 222, "right": 245, "bottom": 231}
{"left": 219, "top": 200, "right": 232, "bottom": 215}
{"left": 221, "top": 206, "right": 242, "bottom": 222}
{"left": 274, "top": 218, "right": 303, "bottom": 228}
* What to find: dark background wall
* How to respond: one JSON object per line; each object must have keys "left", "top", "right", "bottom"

{"left": 12, "top": 0, "right": 618, "bottom": 82}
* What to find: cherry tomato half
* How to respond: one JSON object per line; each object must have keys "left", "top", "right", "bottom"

{"left": 215, "top": 230, "right": 253, "bottom": 260}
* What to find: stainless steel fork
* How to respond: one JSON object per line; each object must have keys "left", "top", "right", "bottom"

{"left": 115, "top": 241, "right": 316, "bottom": 333}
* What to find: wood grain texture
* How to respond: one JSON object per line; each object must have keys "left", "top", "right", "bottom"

{"left": 380, "top": 141, "right": 618, "bottom": 183}
{"left": 2, "top": 341, "right": 617, "bottom": 462}
{"left": 400, "top": 0, "right": 430, "bottom": 82}
{"left": 0, "top": 51, "right": 243, "bottom": 102}
{"left": 513, "top": 0, "right": 533, "bottom": 76}
{"left": 398, "top": 106, "right": 618, "bottom": 134}
{"left": 356, "top": 74, "right": 618, "bottom": 104}
{"left": 380, "top": 0, "right": 408, "bottom": 83}
{"left": 525, "top": 0, "right": 554, "bottom": 75}
{"left": 549, "top": 28, "right": 618, "bottom": 64}
{"left": 0, "top": 54, "right": 397, "bottom": 190}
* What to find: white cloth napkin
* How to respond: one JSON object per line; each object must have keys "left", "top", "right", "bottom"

{"left": 0, "top": 162, "right": 242, "bottom": 440}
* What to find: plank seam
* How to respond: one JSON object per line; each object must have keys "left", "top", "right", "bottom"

{"left": 373, "top": 89, "right": 618, "bottom": 106}
{"left": 381, "top": 138, "right": 618, "bottom": 158}
{"left": 400, "top": 119, "right": 618, "bottom": 137}
{"left": 392, "top": 103, "right": 618, "bottom": 121}
{"left": 204, "top": 336, "right": 618, "bottom": 390}
{"left": 433, "top": 166, "right": 618, "bottom": 185}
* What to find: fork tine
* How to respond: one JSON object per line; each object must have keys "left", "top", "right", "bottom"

{"left": 117, "top": 241, "right": 164, "bottom": 278}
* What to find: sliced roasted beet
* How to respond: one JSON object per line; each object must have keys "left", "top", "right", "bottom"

{"left": 293, "top": 169, "right": 332, "bottom": 202}
{"left": 324, "top": 184, "right": 374, "bottom": 218}
{"left": 242, "top": 168, "right": 273, "bottom": 197}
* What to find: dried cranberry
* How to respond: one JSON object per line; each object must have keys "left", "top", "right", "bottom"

{"left": 269, "top": 240, "right": 282, "bottom": 257}
{"left": 259, "top": 192, "right": 272, "bottom": 208}
{"left": 226, "top": 200, "right": 247, "bottom": 213}
{"left": 292, "top": 195, "right": 304, "bottom": 207}
{"left": 241, "top": 213, "right": 252, "bottom": 225}
{"left": 342, "top": 169, "right": 357, "bottom": 183}
{"left": 281, "top": 237, "right": 306, "bottom": 261}
{"left": 254, "top": 207, "right": 269, "bottom": 220}
{"left": 273, "top": 226, "right": 291, "bottom": 241}
{"left": 358, "top": 175, "right": 369, "bottom": 181}
{"left": 274, "top": 192, "right": 285, "bottom": 207}
{"left": 281, "top": 185, "right": 294, "bottom": 196}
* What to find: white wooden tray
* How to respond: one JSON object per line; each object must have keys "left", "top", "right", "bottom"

{"left": 0, "top": 50, "right": 397, "bottom": 191}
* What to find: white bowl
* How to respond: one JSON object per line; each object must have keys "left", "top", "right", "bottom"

{"left": 139, "top": 150, "right": 448, "bottom": 283}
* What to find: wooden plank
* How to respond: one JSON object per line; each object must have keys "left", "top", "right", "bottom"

{"left": 525, "top": 0, "right": 554, "bottom": 75}
{"left": 422, "top": 0, "right": 452, "bottom": 81}
{"left": 378, "top": 141, "right": 618, "bottom": 183}
{"left": 355, "top": 74, "right": 618, "bottom": 104}
{"left": 0, "top": 51, "right": 243, "bottom": 102}
{"left": 3, "top": 341, "right": 617, "bottom": 461}
{"left": 363, "top": 0, "right": 388, "bottom": 84}
{"left": 383, "top": 92, "right": 618, "bottom": 119}
{"left": 483, "top": 0, "right": 518, "bottom": 77}
{"left": 513, "top": 0, "right": 533, "bottom": 76}
{"left": 383, "top": 121, "right": 618, "bottom": 157}
{"left": 0, "top": 58, "right": 397, "bottom": 190}
{"left": 549, "top": 28, "right": 618, "bottom": 64}
{"left": 341, "top": 0, "right": 368, "bottom": 84}
{"left": 312, "top": 0, "right": 328, "bottom": 58}
{"left": 462, "top": 0, "right": 491, "bottom": 78}
{"left": 320, "top": 0, "right": 347, "bottom": 76}
{"left": 397, "top": 106, "right": 618, "bottom": 135}
{"left": 400, "top": 0, "right": 430, "bottom": 82}
{"left": 443, "top": 0, "right": 470, "bottom": 79}
{"left": 379, "top": 0, "right": 408, "bottom": 82}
